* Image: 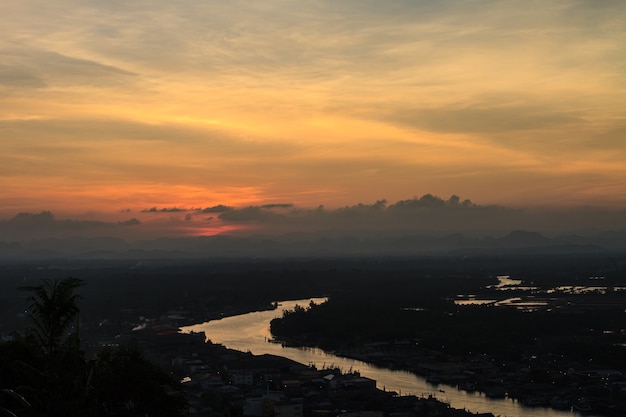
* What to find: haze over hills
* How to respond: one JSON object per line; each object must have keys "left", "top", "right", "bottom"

{"left": 1, "top": 195, "right": 625, "bottom": 260}
{"left": 0, "top": 229, "right": 625, "bottom": 260}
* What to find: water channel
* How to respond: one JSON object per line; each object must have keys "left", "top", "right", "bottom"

{"left": 181, "top": 298, "right": 596, "bottom": 417}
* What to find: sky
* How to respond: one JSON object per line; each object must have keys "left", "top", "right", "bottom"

{"left": 1, "top": 1, "right": 626, "bottom": 239}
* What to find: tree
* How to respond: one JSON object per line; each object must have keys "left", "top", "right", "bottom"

{"left": 0, "top": 388, "right": 32, "bottom": 417}
{"left": 3, "top": 277, "right": 188, "bottom": 416}
{"left": 21, "top": 277, "right": 83, "bottom": 354}
{"left": 87, "top": 344, "right": 187, "bottom": 417}
{"left": 15, "top": 277, "right": 87, "bottom": 416}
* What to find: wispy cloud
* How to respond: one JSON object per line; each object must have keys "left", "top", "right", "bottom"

{"left": 0, "top": 48, "right": 136, "bottom": 90}
{"left": 383, "top": 105, "right": 582, "bottom": 134}
{"left": 0, "top": 0, "right": 625, "bottom": 213}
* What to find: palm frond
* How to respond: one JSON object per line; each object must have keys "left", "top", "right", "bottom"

{"left": 21, "top": 277, "right": 84, "bottom": 353}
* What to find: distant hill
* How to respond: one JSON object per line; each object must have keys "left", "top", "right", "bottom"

{"left": 0, "top": 230, "right": 624, "bottom": 260}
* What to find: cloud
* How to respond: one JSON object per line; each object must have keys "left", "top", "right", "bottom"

{"left": 0, "top": 118, "right": 302, "bottom": 179}
{"left": 0, "top": 64, "right": 47, "bottom": 89}
{"left": 2, "top": 195, "right": 626, "bottom": 245}
{"left": 591, "top": 123, "right": 626, "bottom": 151}
{"left": 1, "top": 0, "right": 625, "bottom": 212}
{"left": 260, "top": 203, "right": 295, "bottom": 209}
{"left": 0, "top": 211, "right": 143, "bottom": 241}
{"left": 185, "top": 194, "right": 623, "bottom": 238}
{"left": 118, "top": 218, "right": 140, "bottom": 226}
{"left": 200, "top": 205, "right": 234, "bottom": 214}
{"left": 217, "top": 206, "right": 290, "bottom": 223}
{"left": 9, "top": 211, "right": 56, "bottom": 226}
{"left": 382, "top": 105, "right": 582, "bottom": 134}
{"left": 210, "top": 195, "right": 506, "bottom": 233}
{"left": 388, "top": 194, "right": 475, "bottom": 210}
{"left": 210, "top": 195, "right": 626, "bottom": 236}
{"left": 141, "top": 207, "right": 189, "bottom": 213}
{"left": 0, "top": 48, "right": 136, "bottom": 90}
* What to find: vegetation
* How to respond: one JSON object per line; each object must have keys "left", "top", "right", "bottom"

{"left": 271, "top": 277, "right": 626, "bottom": 367}
{"left": 21, "top": 277, "right": 83, "bottom": 355}
{"left": 0, "top": 277, "right": 187, "bottom": 417}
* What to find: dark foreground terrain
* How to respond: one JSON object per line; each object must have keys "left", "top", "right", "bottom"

{"left": 1, "top": 253, "right": 625, "bottom": 416}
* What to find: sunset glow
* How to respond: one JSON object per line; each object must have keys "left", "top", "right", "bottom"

{"left": 2, "top": 1, "right": 625, "bottom": 238}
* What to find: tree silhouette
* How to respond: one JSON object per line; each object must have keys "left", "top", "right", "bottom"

{"left": 88, "top": 344, "right": 187, "bottom": 417}
{"left": 11, "top": 277, "right": 87, "bottom": 416}
{"left": 2, "top": 277, "right": 188, "bottom": 416}
{"left": 21, "top": 277, "right": 83, "bottom": 355}
{"left": 0, "top": 389, "right": 32, "bottom": 417}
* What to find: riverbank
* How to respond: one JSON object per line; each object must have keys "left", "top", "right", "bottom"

{"left": 268, "top": 279, "right": 626, "bottom": 416}
{"left": 183, "top": 299, "right": 595, "bottom": 417}
{"left": 176, "top": 301, "right": 280, "bottom": 328}
{"left": 130, "top": 324, "right": 493, "bottom": 417}
{"left": 271, "top": 336, "right": 625, "bottom": 416}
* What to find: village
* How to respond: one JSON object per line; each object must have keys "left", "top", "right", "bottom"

{"left": 125, "top": 326, "right": 496, "bottom": 417}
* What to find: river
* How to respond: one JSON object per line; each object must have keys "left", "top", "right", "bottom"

{"left": 181, "top": 298, "right": 596, "bottom": 417}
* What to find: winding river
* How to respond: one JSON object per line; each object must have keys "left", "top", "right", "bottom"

{"left": 181, "top": 298, "right": 596, "bottom": 417}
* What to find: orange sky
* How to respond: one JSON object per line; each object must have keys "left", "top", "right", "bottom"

{"left": 1, "top": 1, "right": 626, "bottom": 235}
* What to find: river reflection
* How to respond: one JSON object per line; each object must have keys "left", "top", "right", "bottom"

{"left": 181, "top": 298, "right": 593, "bottom": 417}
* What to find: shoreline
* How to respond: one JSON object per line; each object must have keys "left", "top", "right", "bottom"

{"left": 271, "top": 336, "right": 624, "bottom": 416}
